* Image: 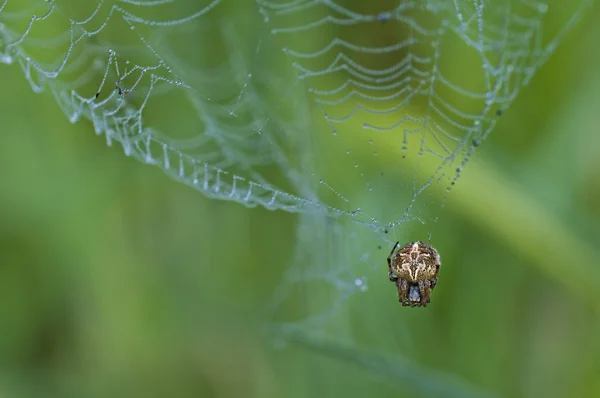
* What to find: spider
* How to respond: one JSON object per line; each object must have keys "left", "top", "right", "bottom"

{"left": 387, "top": 241, "right": 441, "bottom": 307}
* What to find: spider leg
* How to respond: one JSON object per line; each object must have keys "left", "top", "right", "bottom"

{"left": 387, "top": 241, "right": 399, "bottom": 269}
{"left": 418, "top": 280, "right": 432, "bottom": 306}
{"left": 430, "top": 277, "right": 438, "bottom": 290}
{"left": 397, "top": 279, "right": 409, "bottom": 306}
{"left": 387, "top": 241, "right": 400, "bottom": 281}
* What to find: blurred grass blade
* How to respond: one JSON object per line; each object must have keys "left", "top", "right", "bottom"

{"left": 275, "top": 327, "right": 500, "bottom": 398}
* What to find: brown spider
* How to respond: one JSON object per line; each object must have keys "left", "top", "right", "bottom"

{"left": 387, "top": 241, "right": 441, "bottom": 307}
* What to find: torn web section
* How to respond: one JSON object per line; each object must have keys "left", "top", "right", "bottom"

{"left": 266, "top": 212, "right": 384, "bottom": 344}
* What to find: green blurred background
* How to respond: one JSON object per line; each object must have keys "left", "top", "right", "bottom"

{"left": 1, "top": 1, "right": 600, "bottom": 398}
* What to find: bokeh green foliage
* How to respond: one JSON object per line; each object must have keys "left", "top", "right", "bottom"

{"left": 1, "top": 1, "right": 600, "bottom": 398}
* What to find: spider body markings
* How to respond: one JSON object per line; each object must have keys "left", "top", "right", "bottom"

{"left": 387, "top": 241, "right": 441, "bottom": 307}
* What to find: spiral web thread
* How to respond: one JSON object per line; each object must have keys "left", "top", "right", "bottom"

{"left": 0, "top": 0, "right": 592, "bottom": 340}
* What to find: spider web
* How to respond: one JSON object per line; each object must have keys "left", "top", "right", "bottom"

{"left": 0, "top": 0, "right": 591, "bottom": 354}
